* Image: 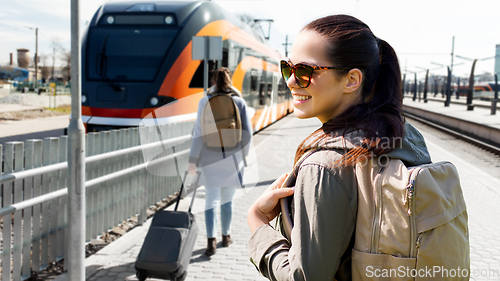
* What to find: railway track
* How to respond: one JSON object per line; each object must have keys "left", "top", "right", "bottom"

{"left": 404, "top": 111, "right": 500, "bottom": 156}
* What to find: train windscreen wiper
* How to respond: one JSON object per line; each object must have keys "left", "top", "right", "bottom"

{"left": 96, "top": 35, "right": 122, "bottom": 92}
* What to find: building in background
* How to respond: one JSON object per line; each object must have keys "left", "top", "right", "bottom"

{"left": 17, "top": 48, "right": 30, "bottom": 69}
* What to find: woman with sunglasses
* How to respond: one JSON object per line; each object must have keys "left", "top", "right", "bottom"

{"left": 247, "top": 15, "right": 431, "bottom": 280}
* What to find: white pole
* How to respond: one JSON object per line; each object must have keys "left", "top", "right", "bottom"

{"left": 203, "top": 36, "right": 209, "bottom": 95}
{"left": 67, "top": 0, "right": 86, "bottom": 279}
{"left": 35, "top": 28, "right": 38, "bottom": 89}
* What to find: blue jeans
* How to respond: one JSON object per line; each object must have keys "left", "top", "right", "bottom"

{"left": 205, "top": 186, "right": 236, "bottom": 238}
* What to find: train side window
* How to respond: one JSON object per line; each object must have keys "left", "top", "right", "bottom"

{"left": 222, "top": 48, "right": 228, "bottom": 67}
{"left": 259, "top": 82, "right": 264, "bottom": 105}
{"left": 250, "top": 70, "right": 258, "bottom": 92}
{"left": 189, "top": 60, "right": 217, "bottom": 88}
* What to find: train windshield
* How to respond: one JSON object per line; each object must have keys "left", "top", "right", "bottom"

{"left": 86, "top": 27, "right": 178, "bottom": 82}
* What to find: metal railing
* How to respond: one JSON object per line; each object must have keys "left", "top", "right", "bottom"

{"left": 0, "top": 120, "right": 194, "bottom": 280}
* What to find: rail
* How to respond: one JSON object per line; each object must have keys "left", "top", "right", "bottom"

{"left": 0, "top": 121, "right": 194, "bottom": 281}
{"left": 404, "top": 112, "right": 500, "bottom": 155}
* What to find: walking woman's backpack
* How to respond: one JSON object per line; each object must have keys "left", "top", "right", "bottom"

{"left": 201, "top": 92, "right": 242, "bottom": 150}
{"left": 352, "top": 158, "right": 470, "bottom": 280}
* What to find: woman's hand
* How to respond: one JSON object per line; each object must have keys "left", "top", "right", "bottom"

{"left": 247, "top": 174, "right": 295, "bottom": 233}
{"left": 188, "top": 163, "right": 197, "bottom": 175}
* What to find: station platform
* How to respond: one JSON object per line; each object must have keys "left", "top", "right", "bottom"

{"left": 53, "top": 107, "right": 500, "bottom": 280}
{"left": 402, "top": 94, "right": 500, "bottom": 147}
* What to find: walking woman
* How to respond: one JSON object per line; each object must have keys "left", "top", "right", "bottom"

{"left": 247, "top": 15, "right": 431, "bottom": 280}
{"left": 189, "top": 67, "right": 253, "bottom": 256}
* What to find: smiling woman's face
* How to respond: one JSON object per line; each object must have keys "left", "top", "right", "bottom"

{"left": 287, "top": 29, "right": 362, "bottom": 123}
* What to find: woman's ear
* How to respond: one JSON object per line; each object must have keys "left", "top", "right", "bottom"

{"left": 345, "top": 68, "right": 362, "bottom": 93}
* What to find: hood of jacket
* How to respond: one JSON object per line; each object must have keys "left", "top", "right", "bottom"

{"left": 310, "top": 122, "right": 431, "bottom": 167}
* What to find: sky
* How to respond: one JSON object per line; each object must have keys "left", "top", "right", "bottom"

{"left": 1, "top": 0, "right": 499, "bottom": 79}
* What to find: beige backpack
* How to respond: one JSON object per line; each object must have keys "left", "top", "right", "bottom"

{"left": 201, "top": 92, "right": 242, "bottom": 150}
{"left": 353, "top": 158, "right": 470, "bottom": 280}
{"left": 279, "top": 150, "right": 470, "bottom": 280}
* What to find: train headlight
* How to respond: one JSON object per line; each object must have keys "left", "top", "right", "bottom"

{"left": 165, "top": 16, "right": 174, "bottom": 25}
{"left": 82, "top": 94, "right": 87, "bottom": 104}
{"left": 150, "top": 97, "right": 159, "bottom": 106}
{"left": 107, "top": 16, "right": 114, "bottom": 24}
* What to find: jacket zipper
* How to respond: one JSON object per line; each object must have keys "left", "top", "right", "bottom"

{"left": 370, "top": 167, "right": 385, "bottom": 253}
{"left": 404, "top": 169, "right": 419, "bottom": 257}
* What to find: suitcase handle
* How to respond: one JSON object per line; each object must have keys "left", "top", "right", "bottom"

{"left": 174, "top": 171, "right": 201, "bottom": 213}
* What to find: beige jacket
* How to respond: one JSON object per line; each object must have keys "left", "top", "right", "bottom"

{"left": 249, "top": 123, "right": 432, "bottom": 281}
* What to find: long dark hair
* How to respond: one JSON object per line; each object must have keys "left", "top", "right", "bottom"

{"left": 212, "top": 67, "right": 242, "bottom": 97}
{"left": 294, "top": 15, "right": 404, "bottom": 166}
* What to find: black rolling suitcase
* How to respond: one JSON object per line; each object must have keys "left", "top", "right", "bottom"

{"left": 135, "top": 171, "right": 200, "bottom": 281}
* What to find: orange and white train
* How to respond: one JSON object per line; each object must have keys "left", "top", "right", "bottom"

{"left": 81, "top": 1, "right": 292, "bottom": 133}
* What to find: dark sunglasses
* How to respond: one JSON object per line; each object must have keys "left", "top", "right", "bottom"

{"left": 280, "top": 60, "right": 350, "bottom": 88}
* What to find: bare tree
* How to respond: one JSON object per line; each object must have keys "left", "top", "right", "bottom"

{"left": 236, "top": 13, "right": 272, "bottom": 40}
{"left": 61, "top": 49, "right": 71, "bottom": 82}
{"left": 236, "top": 13, "right": 257, "bottom": 29}
{"left": 39, "top": 54, "right": 51, "bottom": 82}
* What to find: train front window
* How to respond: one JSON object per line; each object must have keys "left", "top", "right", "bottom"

{"left": 87, "top": 27, "right": 178, "bottom": 82}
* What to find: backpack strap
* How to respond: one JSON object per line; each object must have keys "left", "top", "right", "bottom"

{"left": 284, "top": 148, "right": 322, "bottom": 185}
{"left": 279, "top": 148, "right": 322, "bottom": 240}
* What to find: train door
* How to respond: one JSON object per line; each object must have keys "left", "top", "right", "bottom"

{"left": 250, "top": 69, "right": 258, "bottom": 108}
{"left": 271, "top": 72, "right": 279, "bottom": 122}
{"left": 259, "top": 63, "right": 268, "bottom": 109}
{"left": 222, "top": 45, "right": 229, "bottom": 68}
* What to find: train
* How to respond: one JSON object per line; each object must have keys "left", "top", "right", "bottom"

{"left": 451, "top": 82, "right": 499, "bottom": 98}
{"left": 81, "top": 0, "right": 292, "bottom": 133}
{"left": 405, "top": 79, "right": 499, "bottom": 99}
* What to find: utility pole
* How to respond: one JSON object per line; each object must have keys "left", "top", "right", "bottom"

{"left": 445, "top": 66, "right": 452, "bottom": 107}
{"left": 51, "top": 46, "right": 55, "bottom": 81}
{"left": 451, "top": 36, "right": 455, "bottom": 74}
{"left": 35, "top": 28, "right": 38, "bottom": 89}
{"left": 282, "top": 35, "right": 292, "bottom": 58}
